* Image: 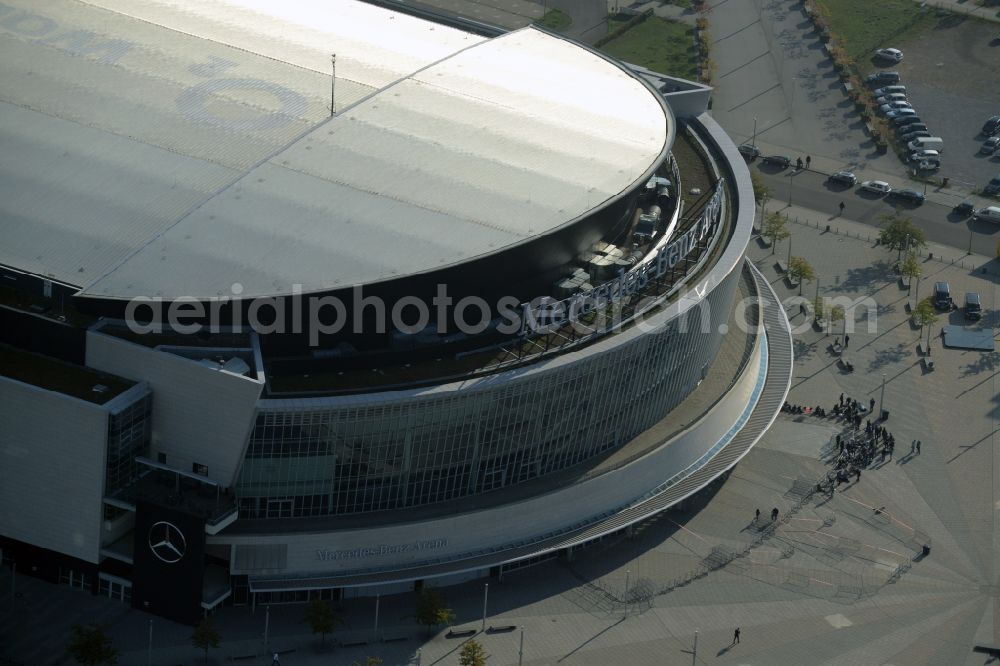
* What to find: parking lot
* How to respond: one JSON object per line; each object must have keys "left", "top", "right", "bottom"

{"left": 870, "top": 16, "right": 1000, "bottom": 195}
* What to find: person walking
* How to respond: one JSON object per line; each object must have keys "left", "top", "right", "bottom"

{"left": 911, "top": 439, "right": 916, "bottom": 454}
{"left": 869, "top": 398, "right": 875, "bottom": 413}
{"left": 838, "top": 201, "right": 845, "bottom": 215}
{"left": 839, "top": 392, "right": 844, "bottom": 406}
{"left": 916, "top": 440, "right": 921, "bottom": 454}
{"left": 855, "top": 468, "right": 861, "bottom": 482}
{"left": 733, "top": 627, "right": 741, "bottom": 644}
{"left": 272, "top": 653, "right": 281, "bottom": 666}
{"left": 806, "top": 155, "right": 811, "bottom": 168}
{"left": 755, "top": 508, "right": 761, "bottom": 523}
{"left": 771, "top": 507, "right": 779, "bottom": 521}
{"left": 844, "top": 334, "right": 850, "bottom": 348}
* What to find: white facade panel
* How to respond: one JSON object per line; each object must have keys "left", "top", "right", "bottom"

{"left": 85, "top": 331, "right": 264, "bottom": 487}
{"left": 0, "top": 378, "right": 107, "bottom": 564}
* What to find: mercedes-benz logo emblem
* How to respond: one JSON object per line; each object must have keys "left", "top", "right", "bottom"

{"left": 148, "top": 521, "right": 187, "bottom": 564}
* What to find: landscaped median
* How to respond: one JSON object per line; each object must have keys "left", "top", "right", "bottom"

{"left": 598, "top": 10, "right": 709, "bottom": 83}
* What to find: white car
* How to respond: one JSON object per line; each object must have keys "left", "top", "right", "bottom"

{"left": 876, "top": 93, "right": 907, "bottom": 105}
{"left": 875, "top": 48, "right": 904, "bottom": 62}
{"left": 980, "top": 136, "right": 1000, "bottom": 154}
{"left": 916, "top": 160, "right": 940, "bottom": 172}
{"left": 909, "top": 149, "right": 940, "bottom": 162}
{"left": 879, "top": 101, "right": 913, "bottom": 114}
{"left": 874, "top": 85, "right": 906, "bottom": 96}
{"left": 859, "top": 180, "right": 892, "bottom": 195}
{"left": 886, "top": 108, "right": 917, "bottom": 119}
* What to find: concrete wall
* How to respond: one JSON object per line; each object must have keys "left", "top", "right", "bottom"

{"left": 0, "top": 378, "right": 107, "bottom": 563}
{"left": 86, "top": 331, "right": 264, "bottom": 487}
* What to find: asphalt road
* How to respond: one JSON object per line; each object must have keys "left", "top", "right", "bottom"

{"left": 752, "top": 164, "right": 1000, "bottom": 256}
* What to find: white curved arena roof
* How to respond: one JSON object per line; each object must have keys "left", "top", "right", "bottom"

{"left": 0, "top": 0, "right": 670, "bottom": 299}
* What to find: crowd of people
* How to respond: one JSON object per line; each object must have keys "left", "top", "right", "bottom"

{"left": 785, "top": 393, "right": 921, "bottom": 493}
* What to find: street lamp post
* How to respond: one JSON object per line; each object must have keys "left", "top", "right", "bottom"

{"left": 148, "top": 620, "right": 153, "bottom": 666}
{"left": 968, "top": 226, "right": 975, "bottom": 255}
{"left": 751, "top": 115, "right": 758, "bottom": 149}
{"left": 374, "top": 593, "right": 380, "bottom": 641}
{"left": 878, "top": 373, "right": 886, "bottom": 420}
{"left": 787, "top": 172, "right": 793, "bottom": 206}
{"left": 624, "top": 569, "right": 630, "bottom": 619}
{"left": 787, "top": 234, "right": 793, "bottom": 267}
{"left": 481, "top": 583, "right": 489, "bottom": 632}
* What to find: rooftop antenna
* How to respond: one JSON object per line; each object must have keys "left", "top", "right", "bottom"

{"left": 331, "top": 53, "right": 336, "bottom": 116}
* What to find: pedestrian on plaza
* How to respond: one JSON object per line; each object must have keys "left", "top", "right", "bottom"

{"left": 911, "top": 439, "right": 916, "bottom": 454}
{"left": 839, "top": 392, "right": 844, "bottom": 406}
{"left": 870, "top": 398, "right": 875, "bottom": 413}
{"left": 796, "top": 156, "right": 804, "bottom": 170}
{"left": 806, "top": 155, "right": 812, "bottom": 168}
{"left": 855, "top": 468, "right": 861, "bottom": 482}
{"left": 845, "top": 334, "right": 850, "bottom": 348}
{"left": 916, "top": 440, "right": 921, "bottom": 454}
{"left": 771, "top": 507, "right": 779, "bottom": 521}
{"left": 272, "top": 653, "right": 281, "bottom": 666}
{"left": 839, "top": 201, "right": 845, "bottom": 215}
{"left": 755, "top": 508, "right": 760, "bottom": 523}
{"left": 733, "top": 627, "right": 741, "bottom": 644}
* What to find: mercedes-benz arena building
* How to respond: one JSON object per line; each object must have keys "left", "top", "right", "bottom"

{"left": 0, "top": 0, "right": 792, "bottom": 624}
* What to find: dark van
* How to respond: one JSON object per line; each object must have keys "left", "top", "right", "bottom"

{"left": 965, "top": 292, "right": 982, "bottom": 321}
{"left": 933, "top": 282, "right": 952, "bottom": 310}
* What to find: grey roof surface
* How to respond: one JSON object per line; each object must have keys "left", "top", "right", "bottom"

{"left": 0, "top": 0, "right": 669, "bottom": 299}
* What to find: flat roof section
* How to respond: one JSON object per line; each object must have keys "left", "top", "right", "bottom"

{"left": 0, "top": 343, "right": 135, "bottom": 404}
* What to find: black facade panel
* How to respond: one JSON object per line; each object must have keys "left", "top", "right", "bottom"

{"left": 132, "top": 501, "right": 206, "bottom": 625}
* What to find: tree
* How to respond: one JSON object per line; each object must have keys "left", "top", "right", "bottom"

{"left": 899, "top": 251, "right": 921, "bottom": 295}
{"left": 191, "top": 617, "right": 221, "bottom": 664}
{"left": 751, "top": 171, "right": 770, "bottom": 205}
{"left": 67, "top": 624, "right": 119, "bottom": 666}
{"left": 459, "top": 639, "right": 489, "bottom": 666}
{"left": 787, "top": 256, "right": 816, "bottom": 295}
{"left": 414, "top": 587, "right": 456, "bottom": 631}
{"left": 353, "top": 658, "right": 383, "bottom": 666}
{"left": 304, "top": 599, "right": 340, "bottom": 648}
{"left": 830, "top": 304, "right": 845, "bottom": 338}
{"left": 878, "top": 212, "right": 926, "bottom": 258}
{"left": 762, "top": 211, "right": 790, "bottom": 255}
{"left": 912, "top": 297, "right": 938, "bottom": 350}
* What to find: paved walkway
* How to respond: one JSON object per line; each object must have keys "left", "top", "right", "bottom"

{"left": 2, "top": 208, "right": 997, "bottom": 665}
{"left": 915, "top": 0, "right": 1000, "bottom": 23}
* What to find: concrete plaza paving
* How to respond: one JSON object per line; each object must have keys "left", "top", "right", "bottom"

{"left": 1, "top": 210, "right": 997, "bottom": 665}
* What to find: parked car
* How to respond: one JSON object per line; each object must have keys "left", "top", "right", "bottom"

{"left": 964, "top": 292, "right": 982, "bottom": 321}
{"left": 898, "top": 123, "right": 928, "bottom": 135}
{"left": 761, "top": 155, "right": 792, "bottom": 168}
{"left": 738, "top": 144, "right": 760, "bottom": 159}
{"left": 900, "top": 130, "right": 931, "bottom": 143}
{"left": 954, "top": 201, "right": 975, "bottom": 216}
{"left": 827, "top": 170, "right": 857, "bottom": 186}
{"left": 974, "top": 205, "right": 1000, "bottom": 222}
{"left": 893, "top": 115, "right": 923, "bottom": 127}
{"left": 876, "top": 93, "right": 908, "bottom": 105}
{"left": 875, "top": 48, "right": 904, "bottom": 62}
{"left": 867, "top": 71, "right": 900, "bottom": 84}
{"left": 859, "top": 180, "right": 892, "bottom": 194}
{"left": 874, "top": 85, "right": 906, "bottom": 96}
{"left": 886, "top": 108, "right": 917, "bottom": 119}
{"left": 889, "top": 188, "right": 925, "bottom": 204}
{"left": 980, "top": 136, "right": 1000, "bottom": 154}
{"left": 909, "top": 149, "right": 940, "bottom": 162}
{"left": 933, "top": 282, "right": 953, "bottom": 310}
{"left": 908, "top": 137, "right": 943, "bottom": 152}
{"left": 984, "top": 174, "right": 1000, "bottom": 196}
{"left": 982, "top": 115, "right": 1000, "bottom": 136}
{"left": 916, "top": 160, "right": 940, "bottom": 172}
{"left": 879, "top": 101, "right": 913, "bottom": 114}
